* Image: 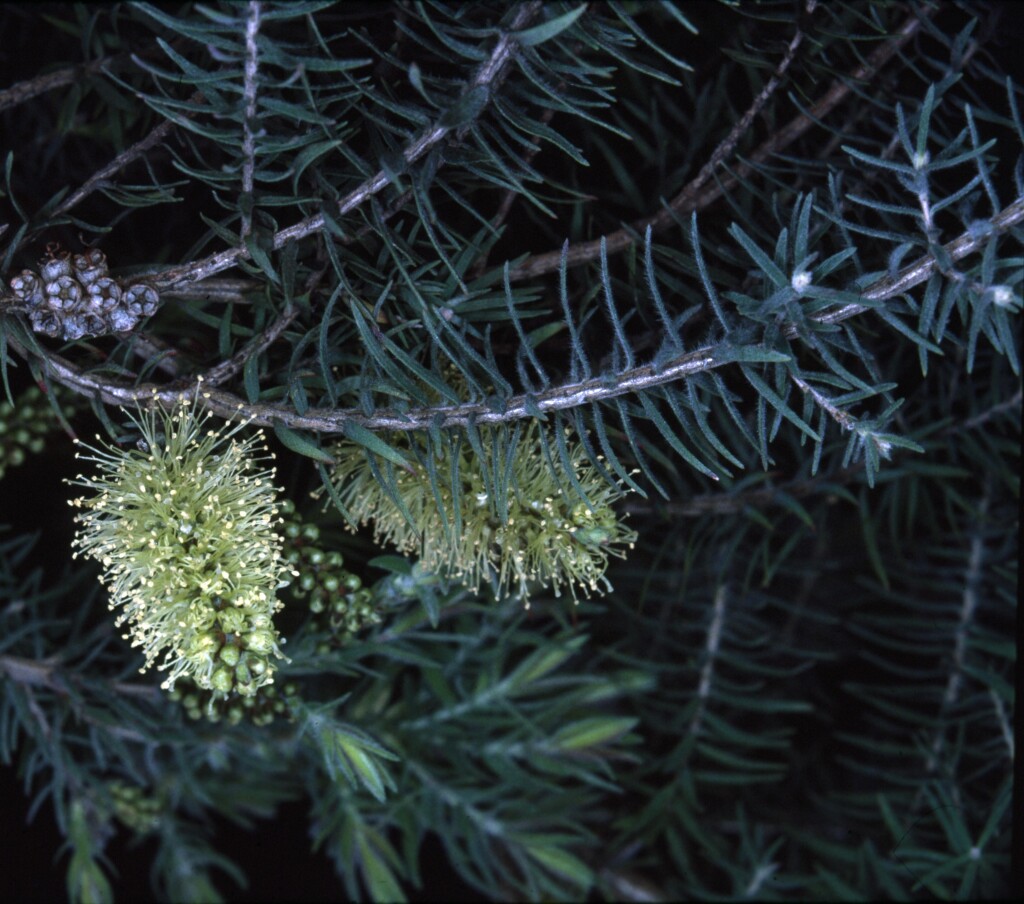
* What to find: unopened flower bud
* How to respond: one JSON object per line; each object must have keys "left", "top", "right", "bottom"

{"left": 211, "top": 667, "right": 234, "bottom": 693}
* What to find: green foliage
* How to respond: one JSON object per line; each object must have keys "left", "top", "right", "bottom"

{"left": 0, "top": 1, "right": 1018, "bottom": 901}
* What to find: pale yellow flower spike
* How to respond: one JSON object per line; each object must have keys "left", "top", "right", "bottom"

{"left": 67, "top": 397, "right": 291, "bottom": 699}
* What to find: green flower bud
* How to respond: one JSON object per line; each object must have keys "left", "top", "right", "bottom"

{"left": 184, "top": 632, "right": 219, "bottom": 660}
{"left": 109, "top": 782, "right": 162, "bottom": 835}
{"left": 245, "top": 630, "right": 275, "bottom": 654}
{"left": 218, "top": 644, "right": 240, "bottom": 666}
{"left": 211, "top": 667, "right": 234, "bottom": 693}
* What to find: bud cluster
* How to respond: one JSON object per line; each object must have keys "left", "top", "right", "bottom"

{"left": 0, "top": 384, "right": 76, "bottom": 481}
{"left": 9, "top": 245, "right": 159, "bottom": 341}
{"left": 279, "top": 500, "right": 383, "bottom": 648}
{"left": 107, "top": 781, "right": 162, "bottom": 835}
{"left": 167, "top": 677, "right": 298, "bottom": 726}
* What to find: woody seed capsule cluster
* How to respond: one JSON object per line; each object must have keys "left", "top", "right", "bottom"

{"left": 9, "top": 245, "right": 159, "bottom": 340}
{"left": 68, "top": 394, "right": 293, "bottom": 698}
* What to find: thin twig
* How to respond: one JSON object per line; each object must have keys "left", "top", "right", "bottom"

{"left": 201, "top": 302, "right": 297, "bottom": 388}
{"left": 0, "top": 653, "right": 162, "bottom": 745}
{"left": 597, "top": 868, "right": 666, "bottom": 903}
{"left": 160, "top": 276, "right": 265, "bottom": 304}
{"left": 990, "top": 688, "right": 1014, "bottom": 761}
{"left": 791, "top": 372, "right": 857, "bottom": 432}
{"left": 922, "top": 489, "right": 988, "bottom": 776}
{"left": 108, "top": 331, "right": 185, "bottom": 379}
{"left": 622, "top": 475, "right": 823, "bottom": 520}
{"left": 796, "top": 196, "right": 1024, "bottom": 329}
{"left": 689, "top": 583, "right": 728, "bottom": 739}
{"left": 25, "top": 684, "right": 53, "bottom": 742}
{"left": 0, "top": 57, "right": 110, "bottom": 114}
{"left": 44, "top": 91, "right": 204, "bottom": 230}
{"left": 0, "top": 33, "right": 190, "bottom": 114}
{"left": 0, "top": 652, "right": 160, "bottom": 701}
{"left": 960, "top": 388, "right": 1022, "bottom": 430}
{"left": 506, "top": 7, "right": 928, "bottom": 282}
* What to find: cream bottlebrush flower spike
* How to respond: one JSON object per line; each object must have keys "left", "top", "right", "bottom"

{"left": 68, "top": 387, "right": 293, "bottom": 698}
{"left": 325, "top": 422, "right": 637, "bottom": 603}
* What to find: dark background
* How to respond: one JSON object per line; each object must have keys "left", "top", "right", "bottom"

{"left": 1, "top": 767, "right": 480, "bottom": 902}
{"left": 3, "top": 3, "right": 1021, "bottom": 901}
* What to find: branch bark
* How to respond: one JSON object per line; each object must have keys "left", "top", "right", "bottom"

{"left": 11, "top": 198, "right": 1021, "bottom": 433}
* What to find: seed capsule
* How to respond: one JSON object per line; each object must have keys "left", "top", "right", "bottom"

{"left": 46, "top": 275, "right": 83, "bottom": 310}
{"left": 125, "top": 284, "right": 159, "bottom": 316}
{"left": 108, "top": 308, "right": 138, "bottom": 332}
{"left": 10, "top": 271, "right": 45, "bottom": 307}
{"left": 73, "top": 249, "right": 109, "bottom": 286}
{"left": 40, "top": 250, "right": 73, "bottom": 282}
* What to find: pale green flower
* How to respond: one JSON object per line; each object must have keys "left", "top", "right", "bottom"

{"left": 324, "top": 423, "right": 636, "bottom": 602}
{"left": 68, "top": 392, "right": 292, "bottom": 697}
